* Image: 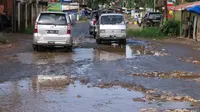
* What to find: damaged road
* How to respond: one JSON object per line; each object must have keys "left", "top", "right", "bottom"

{"left": 1, "top": 22, "right": 200, "bottom": 112}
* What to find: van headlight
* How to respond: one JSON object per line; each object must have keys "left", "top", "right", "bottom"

{"left": 121, "top": 29, "right": 126, "bottom": 33}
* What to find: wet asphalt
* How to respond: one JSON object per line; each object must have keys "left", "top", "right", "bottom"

{"left": 1, "top": 22, "right": 200, "bottom": 111}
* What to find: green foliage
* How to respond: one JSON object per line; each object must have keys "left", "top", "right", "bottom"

{"left": 87, "top": 0, "right": 111, "bottom": 9}
{"left": 135, "top": 0, "right": 154, "bottom": 8}
{"left": 23, "top": 26, "right": 34, "bottom": 34}
{"left": 0, "top": 36, "right": 8, "bottom": 44}
{"left": 160, "top": 20, "right": 180, "bottom": 36}
{"left": 128, "top": 27, "right": 165, "bottom": 38}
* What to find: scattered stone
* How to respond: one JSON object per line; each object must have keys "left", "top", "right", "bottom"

{"left": 98, "top": 82, "right": 200, "bottom": 104}
{"left": 133, "top": 97, "right": 146, "bottom": 102}
{"left": 80, "top": 77, "right": 89, "bottom": 84}
{"left": 77, "top": 95, "right": 81, "bottom": 98}
{"left": 140, "top": 108, "right": 157, "bottom": 112}
{"left": 132, "top": 71, "right": 200, "bottom": 79}
{"left": 140, "top": 108, "right": 192, "bottom": 112}
{"left": 8, "top": 44, "right": 12, "bottom": 48}
{"left": 192, "top": 60, "right": 200, "bottom": 64}
{"left": 119, "top": 69, "right": 125, "bottom": 72}
{"left": 99, "top": 84, "right": 105, "bottom": 88}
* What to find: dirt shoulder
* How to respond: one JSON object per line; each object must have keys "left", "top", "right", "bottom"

{"left": 132, "top": 36, "right": 200, "bottom": 65}
{"left": 0, "top": 33, "right": 32, "bottom": 55}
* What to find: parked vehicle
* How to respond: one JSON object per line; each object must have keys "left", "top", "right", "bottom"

{"left": 95, "top": 13, "right": 127, "bottom": 45}
{"left": 142, "top": 12, "right": 162, "bottom": 28}
{"left": 33, "top": 11, "right": 72, "bottom": 51}
{"left": 126, "top": 9, "right": 132, "bottom": 14}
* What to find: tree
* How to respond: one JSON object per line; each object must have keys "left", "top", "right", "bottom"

{"left": 87, "top": 0, "right": 111, "bottom": 9}
{"left": 135, "top": 0, "right": 154, "bottom": 8}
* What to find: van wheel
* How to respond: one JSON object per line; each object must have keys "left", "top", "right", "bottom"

{"left": 68, "top": 46, "right": 73, "bottom": 52}
{"left": 33, "top": 45, "right": 39, "bottom": 51}
{"left": 96, "top": 39, "right": 101, "bottom": 44}
{"left": 65, "top": 46, "right": 72, "bottom": 52}
{"left": 89, "top": 31, "right": 93, "bottom": 35}
{"left": 119, "top": 39, "right": 126, "bottom": 45}
{"left": 93, "top": 32, "right": 97, "bottom": 39}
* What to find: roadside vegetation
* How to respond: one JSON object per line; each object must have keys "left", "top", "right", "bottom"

{"left": 128, "top": 20, "right": 180, "bottom": 39}
{"left": 0, "top": 34, "right": 8, "bottom": 44}
{"left": 128, "top": 27, "right": 165, "bottom": 39}
{"left": 23, "top": 26, "right": 34, "bottom": 34}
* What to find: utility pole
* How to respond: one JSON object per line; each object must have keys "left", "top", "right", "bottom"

{"left": 164, "top": 0, "right": 168, "bottom": 21}
{"left": 36, "top": 0, "right": 39, "bottom": 16}
{"left": 25, "top": 2, "right": 28, "bottom": 28}
{"left": 154, "top": 0, "right": 156, "bottom": 12}
{"left": 18, "top": 2, "right": 20, "bottom": 31}
{"left": 12, "top": 0, "right": 16, "bottom": 32}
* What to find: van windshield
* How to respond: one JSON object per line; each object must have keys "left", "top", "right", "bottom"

{"left": 38, "top": 13, "right": 67, "bottom": 25}
{"left": 100, "top": 15, "right": 125, "bottom": 25}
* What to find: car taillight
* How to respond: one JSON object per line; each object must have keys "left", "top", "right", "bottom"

{"left": 67, "top": 24, "right": 71, "bottom": 34}
{"left": 93, "top": 18, "right": 97, "bottom": 25}
{"left": 34, "top": 23, "right": 38, "bottom": 33}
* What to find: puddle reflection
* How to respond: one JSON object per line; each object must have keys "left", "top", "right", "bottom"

{"left": 0, "top": 76, "right": 193, "bottom": 112}
{"left": 14, "top": 42, "right": 161, "bottom": 65}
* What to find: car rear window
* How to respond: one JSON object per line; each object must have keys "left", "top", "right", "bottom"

{"left": 149, "top": 13, "right": 162, "bottom": 18}
{"left": 100, "top": 15, "right": 125, "bottom": 25}
{"left": 38, "top": 13, "right": 68, "bottom": 25}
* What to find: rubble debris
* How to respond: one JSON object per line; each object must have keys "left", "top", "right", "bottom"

{"left": 140, "top": 108, "right": 192, "bottom": 112}
{"left": 98, "top": 82, "right": 200, "bottom": 104}
{"left": 132, "top": 71, "right": 200, "bottom": 79}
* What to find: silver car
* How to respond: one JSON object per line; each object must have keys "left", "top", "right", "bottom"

{"left": 96, "top": 13, "right": 127, "bottom": 44}
{"left": 33, "top": 11, "right": 72, "bottom": 51}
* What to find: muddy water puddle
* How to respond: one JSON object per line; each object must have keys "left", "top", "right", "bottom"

{"left": 0, "top": 76, "right": 193, "bottom": 112}
{"left": 9, "top": 40, "right": 167, "bottom": 65}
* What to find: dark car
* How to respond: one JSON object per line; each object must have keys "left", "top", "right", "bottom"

{"left": 142, "top": 12, "right": 162, "bottom": 28}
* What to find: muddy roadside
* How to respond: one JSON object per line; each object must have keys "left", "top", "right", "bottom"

{"left": 0, "top": 33, "right": 32, "bottom": 55}
{"left": 128, "top": 36, "right": 200, "bottom": 65}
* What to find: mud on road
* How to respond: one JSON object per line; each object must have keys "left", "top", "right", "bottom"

{"left": 1, "top": 22, "right": 200, "bottom": 112}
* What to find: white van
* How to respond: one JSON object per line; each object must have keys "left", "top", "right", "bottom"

{"left": 96, "top": 13, "right": 127, "bottom": 45}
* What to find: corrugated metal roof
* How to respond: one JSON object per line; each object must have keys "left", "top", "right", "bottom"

{"left": 169, "top": 1, "right": 200, "bottom": 11}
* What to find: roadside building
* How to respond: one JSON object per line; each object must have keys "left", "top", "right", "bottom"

{"left": 169, "top": 1, "right": 200, "bottom": 41}
{"left": 13, "top": 0, "right": 48, "bottom": 32}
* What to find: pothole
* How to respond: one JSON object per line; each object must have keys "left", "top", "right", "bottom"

{"left": 0, "top": 76, "right": 196, "bottom": 112}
